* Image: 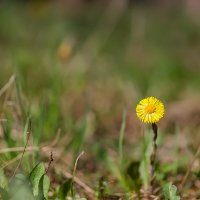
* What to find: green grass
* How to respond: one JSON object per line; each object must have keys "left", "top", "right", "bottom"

{"left": 0, "top": 2, "right": 200, "bottom": 199}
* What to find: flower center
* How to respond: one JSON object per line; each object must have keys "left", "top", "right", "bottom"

{"left": 145, "top": 104, "right": 156, "bottom": 114}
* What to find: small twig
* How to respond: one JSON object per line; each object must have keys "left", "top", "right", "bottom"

{"left": 180, "top": 145, "right": 200, "bottom": 190}
{"left": 9, "top": 130, "right": 31, "bottom": 181}
{"left": 45, "top": 152, "right": 54, "bottom": 174}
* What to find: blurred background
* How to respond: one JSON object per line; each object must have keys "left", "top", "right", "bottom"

{"left": 0, "top": 0, "right": 200, "bottom": 197}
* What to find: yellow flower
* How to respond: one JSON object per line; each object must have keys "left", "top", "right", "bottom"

{"left": 136, "top": 97, "right": 165, "bottom": 123}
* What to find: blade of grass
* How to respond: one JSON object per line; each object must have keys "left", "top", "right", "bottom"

{"left": 15, "top": 76, "right": 27, "bottom": 121}
{"left": 0, "top": 75, "right": 15, "bottom": 98}
{"left": 9, "top": 123, "right": 31, "bottom": 182}
{"left": 71, "top": 151, "right": 84, "bottom": 198}
{"left": 23, "top": 116, "right": 31, "bottom": 145}
{"left": 118, "top": 109, "right": 127, "bottom": 169}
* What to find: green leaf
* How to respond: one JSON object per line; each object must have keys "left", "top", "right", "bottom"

{"left": 127, "top": 161, "right": 141, "bottom": 192}
{"left": 37, "top": 174, "right": 50, "bottom": 200}
{"left": 29, "top": 163, "right": 45, "bottom": 196}
{"left": 0, "top": 169, "right": 7, "bottom": 188}
{"left": 58, "top": 179, "right": 73, "bottom": 200}
{"left": 118, "top": 109, "right": 127, "bottom": 169}
{"left": 8, "top": 174, "right": 34, "bottom": 200}
{"left": 163, "top": 183, "right": 180, "bottom": 200}
{"left": 2, "top": 119, "right": 16, "bottom": 149}
{"left": 139, "top": 130, "right": 152, "bottom": 189}
{"left": 195, "top": 170, "right": 200, "bottom": 178}
{"left": 0, "top": 187, "right": 9, "bottom": 200}
{"left": 23, "top": 116, "right": 30, "bottom": 145}
{"left": 98, "top": 177, "right": 108, "bottom": 199}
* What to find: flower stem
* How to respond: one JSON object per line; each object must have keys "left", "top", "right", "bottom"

{"left": 150, "top": 123, "right": 158, "bottom": 188}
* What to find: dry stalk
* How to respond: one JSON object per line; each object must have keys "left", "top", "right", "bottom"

{"left": 45, "top": 151, "right": 54, "bottom": 174}
{"left": 0, "top": 146, "right": 39, "bottom": 154}
{"left": 9, "top": 130, "right": 31, "bottom": 181}
{"left": 0, "top": 75, "right": 15, "bottom": 98}
{"left": 1, "top": 152, "right": 32, "bottom": 169}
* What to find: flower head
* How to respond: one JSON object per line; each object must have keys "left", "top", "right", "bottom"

{"left": 136, "top": 97, "right": 165, "bottom": 123}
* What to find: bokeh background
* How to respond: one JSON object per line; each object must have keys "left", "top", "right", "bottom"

{"left": 1, "top": 0, "right": 200, "bottom": 198}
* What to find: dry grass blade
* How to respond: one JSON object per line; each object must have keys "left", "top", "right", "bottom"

{"left": 0, "top": 146, "right": 39, "bottom": 154}
{"left": 1, "top": 152, "right": 32, "bottom": 169}
{"left": 72, "top": 151, "right": 84, "bottom": 178}
{"left": 0, "top": 75, "right": 15, "bottom": 98}
{"left": 9, "top": 130, "right": 31, "bottom": 181}
{"left": 45, "top": 151, "right": 54, "bottom": 174}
